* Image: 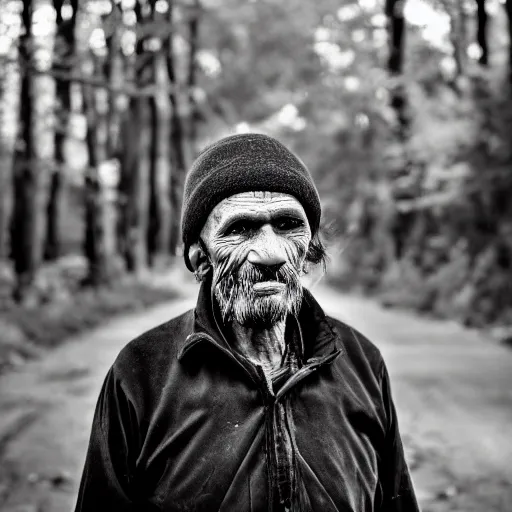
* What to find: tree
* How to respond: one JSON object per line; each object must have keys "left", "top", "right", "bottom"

{"left": 440, "top": 0, "right": 468, "bottom": 85}
{"left": 385, "top": 0, "right": 416, "bottom": 259}
{"left": 385, "top": 0, "right": 408, "bottom": 135}
{"left": 12, "top": 0, "right": 56, "bottom": 302}
{"left": 104, "top": 1, "right": 124, "bottom": 158}
{"left": 506, "top": 0, "right": 512, "bottom": 85}
{"left": 187, "top": 0, "right": 201, "bottom": 153}
{"left": 0, "top": 1, "right": 21, "bottom": 261}
{"left": 44, "top": 0, "right": 78, "bottom": 260}
{"left": 167, "top": 0, "right": 188, "bottom": 256}
{"left": 147, "top": 0, "right": 172, "bottom": 266}
{"left": 475, "top": 0, "right": 488, "bottom": 66}
{"left": 83, "top": 47, "right": 114, "bottom": 285}
{"left": 82, "top": 3, "right": 125, "bottom": 285}
{"left": 148, "top": 49, "right": 172, "bottom": 266}
{"left": 119, "top": 0, "right": 152, "bottom": 274}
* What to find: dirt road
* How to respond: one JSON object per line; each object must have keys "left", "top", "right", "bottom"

{"left": 1, "top": 281, "right": 511, "bottom": 512}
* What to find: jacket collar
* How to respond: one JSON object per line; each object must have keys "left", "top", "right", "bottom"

{"left": 178, "top": 278, "right": 343, "bottom": 362}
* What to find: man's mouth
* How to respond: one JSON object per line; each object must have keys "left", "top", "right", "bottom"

{"left": 252, "top": 281, "right": 286, "bottom": 296}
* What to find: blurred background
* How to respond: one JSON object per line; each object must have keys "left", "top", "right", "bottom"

{"left": 0, "top": 0, "right": 512, "bottom": 511}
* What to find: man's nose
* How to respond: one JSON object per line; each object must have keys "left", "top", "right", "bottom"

{"left": 246, "top": 226, "right": 287, "bottom": 269}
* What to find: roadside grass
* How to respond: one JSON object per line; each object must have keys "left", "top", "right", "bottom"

{"left": 0, "top": 255, "right": 182, "bottom": 375}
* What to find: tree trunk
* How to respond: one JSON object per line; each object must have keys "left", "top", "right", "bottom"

{"left": 83, "top": 54, "right": 114, "bottom": 285}
{"left": 167, "top": 0, "right": 188, "bottom": 256}
{"left": 117, "top": 116, "right": 133, "bottom": 269}
{"left": 506, "top": 0, "right": 512, "bottom": 85}
{"left": 105, "top": 3, "right": 124, "bottom": 159}
{"left": 385, "top": 0, "right": 408, "bottom": 138}
{"left": 12, "top": 0, "right": 56, "bottom": 303}
{"left": 385, "top": 0, "right": 415, "bottom": 261}
{"left": 120, "top": 1, "right": 151, "bottom": 274}
{"left": 458, "top": 0, "right": 468, "bottom": 75}
{"left": 448, "top": 0, "right": 467, "bottom": 83}
{"left": 475, "top": 0, "right": 488, "bottom": 66}
{"left": 124, "top": 94, "right": 151, "bottom": 274}
{"left": 117, "top": 54, "right": 136, "bottom": 269}
{"left": 115, "top": 9, "right": 134, "bottom": 264}
{"left": 187, "top": 0, "right": 201, "bottom": 155}
{"left": 45, "top": 0, "right": 78, "bottom": 260}
{"left": 0, "top": 3, "right": 21, "bottom": 261}
{"left": 148, "top": 51, "right": 172, "bottom": 267}
{"left": 439, "top": 0, "right": 468, "bottom": 93}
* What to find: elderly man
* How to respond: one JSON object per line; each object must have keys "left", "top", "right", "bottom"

{"left": 75, "top": 133, "right": 420, "bottom": 511}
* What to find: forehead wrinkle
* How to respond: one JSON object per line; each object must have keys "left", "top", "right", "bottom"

{"left": 214, "top": 197, "right": 306, "bottom": 227}
{"left": 230, "top": 191, "right": 290, "bottom": 201}
{"left": 219, "top": 191, "right": 300, "bottom": 207}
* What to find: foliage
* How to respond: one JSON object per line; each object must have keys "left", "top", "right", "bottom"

{"left": 327, "top": 58, "right": 512, "bottom": 326}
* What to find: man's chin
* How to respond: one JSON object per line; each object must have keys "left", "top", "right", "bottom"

{"left": 233, "top": 295, "right": 289, "bottom": 328}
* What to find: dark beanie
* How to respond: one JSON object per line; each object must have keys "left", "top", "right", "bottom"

{"left": 181, "top": 133, "right": 321, "bottom": 271}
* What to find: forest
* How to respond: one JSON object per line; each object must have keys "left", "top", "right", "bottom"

{"left": 0, "top": 0, "right": 512, "bottom": 347}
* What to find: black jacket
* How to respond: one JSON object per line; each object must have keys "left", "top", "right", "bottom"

{"left": 75, "top": 284, "right": 420, "bottom": 511}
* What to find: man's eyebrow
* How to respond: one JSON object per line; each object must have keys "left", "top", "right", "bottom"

{"left": 218, "top": 208, "right": 306, "bottom": 231}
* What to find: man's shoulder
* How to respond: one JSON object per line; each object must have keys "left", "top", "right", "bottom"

{"left": 113, "top": 308, "right": 195, "bottom": 378}
{"left": 326, "top": 315, "right": 384, "bottom": 374}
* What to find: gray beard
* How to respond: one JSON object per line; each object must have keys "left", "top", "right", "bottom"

{"left": 214, "top": 262, "right": 303, "bottom": 328}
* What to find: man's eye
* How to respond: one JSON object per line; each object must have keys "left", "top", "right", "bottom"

{"left": 274, "top": 217, "right": 303, "bottom": 231}
{"left": 225, "top": 221, "right": 250, "bottom": 236}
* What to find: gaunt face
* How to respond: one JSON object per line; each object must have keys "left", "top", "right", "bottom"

{"left": 200, "top": 191, "right": 312, "bottom": 328}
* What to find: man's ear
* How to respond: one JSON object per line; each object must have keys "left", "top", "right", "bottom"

{"left": 188, "top": 242, "right": 211, "bottom": 281}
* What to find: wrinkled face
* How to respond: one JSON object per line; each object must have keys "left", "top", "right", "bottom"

{"left": 200, "top": 191, "right": 312, "bottom": 328}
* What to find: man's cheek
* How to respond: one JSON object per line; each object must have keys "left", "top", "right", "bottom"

{"left": 211, "top": 243, "right": 248, "bottom": 282}
{"left": 283, "top": 238, "right": 308, "bottom": 268}
{"left": 210, "top": 239, "right": 238, "bottom": 266}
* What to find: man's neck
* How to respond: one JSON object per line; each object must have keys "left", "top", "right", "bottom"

{"left": 230, "top": 320, "right": 287, "bottom": 376}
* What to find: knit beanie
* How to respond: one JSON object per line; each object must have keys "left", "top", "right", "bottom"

{"left": 181, "top": 133, "right": 321, "bottom": 271}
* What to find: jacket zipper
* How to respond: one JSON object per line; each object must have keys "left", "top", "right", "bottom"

{"left": 186, "top": 333, "right": 341, "bottom": 512}
{"left": 275, "top": 349, "right": 342, "bottom": 402}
